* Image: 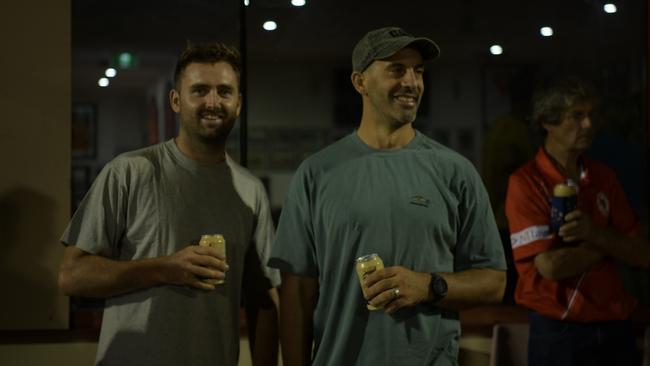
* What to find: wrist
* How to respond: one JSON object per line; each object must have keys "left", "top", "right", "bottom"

{"left": 428, "top": 273, "right": 448, "bottom": 305}
{"left": 148, "top": 256, "right": 172, "bottom": 285}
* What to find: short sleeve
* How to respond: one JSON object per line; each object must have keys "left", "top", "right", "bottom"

{"left": 60, "top": 161, "right": 127, "bottom": 258}
{"left": 454, "top": 165, "right": 507, "bottom": 272}
{"left": 268, "top": 164, "right": 318, "bottom": 277}
{"left": 505, "top": 172, "right": 554, "bottom": 261}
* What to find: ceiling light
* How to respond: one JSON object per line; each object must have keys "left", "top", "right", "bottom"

{"left": 244, "top": 0, "right": 249, "bottom": 6}
{"left": 489, "top": 45, "right": 503, "bottom": 55}
{"left": 291, "top": 0, "right": 306, "bottom": 6}
{"left": 105, "top": 68, "right": 117, "bottom": 78}
{"left": 98, "top": 78, "right": 110, "bottom": 87}
{"left": 263, "top": 21, "right": 277, "bottom": 31}
{"left": 540, "top": 27, "right": 553, "bottom": 37}
{"left": 603, "top": 3, "right": 617, "bottom": 13}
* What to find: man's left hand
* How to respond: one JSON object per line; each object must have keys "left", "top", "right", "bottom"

{"left": 363, "top": 266, "right": 431, "bottom": 314}
{"left": 559, "top": 209, "right": 602, "bottom": 243}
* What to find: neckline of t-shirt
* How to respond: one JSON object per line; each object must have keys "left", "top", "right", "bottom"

{"left": 164, "top": 139, "right": 229, "bottom": 172}
{"left": 351, "top": 129, "right": 423, "bottom": 154}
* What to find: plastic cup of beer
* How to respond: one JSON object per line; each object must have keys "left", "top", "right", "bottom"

{"left": 199, "top": 234, "right": 226, "bottom": 285}
{"left": 355, "top": 253, "right": 385, "bottom": 310}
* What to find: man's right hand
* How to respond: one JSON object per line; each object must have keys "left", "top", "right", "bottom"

{"left": 163, "top": 245, "right": 229, "bottom": 290}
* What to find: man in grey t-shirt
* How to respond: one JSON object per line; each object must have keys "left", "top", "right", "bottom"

{"left": 59, "top": 43, "right": 280, "bottom": 366}
{"left": 269, "top": 27, "right": 507, "bottom": 366}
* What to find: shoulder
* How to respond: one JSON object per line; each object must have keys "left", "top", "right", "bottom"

{"left": 414, "top": 133, "right": 482, "bottom": 183}
{"left": 100, "top": 143, "right": 169, "bottom": 187}
{"left": 226, "top": 156, "right": 268, "bottom": 205}
{"left": 291, "top": 133, "right": 358, "bottom": 181}
{"left": 304, "top": 133, "right": 358, "bottom": 168}
{"left": 583, "top": 156, "right": 617, "bottom": 179}
{"left": 110, "top": 143, "right": 165, "bottom": 171}
{"left": 510, "top": 157, "right": 542, "bottom": 184}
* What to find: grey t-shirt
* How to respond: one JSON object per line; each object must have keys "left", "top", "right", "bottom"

{"left": 269, "top": 131, "right": 506, "bottom": 366}
{"left": 62, "top": 139, "right": 280, "bottom": 366}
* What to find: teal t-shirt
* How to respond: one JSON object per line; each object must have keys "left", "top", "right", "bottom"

{"left": 269, "top": 131, "right": 506, "bottom": 366}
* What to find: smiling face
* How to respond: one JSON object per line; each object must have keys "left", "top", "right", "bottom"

{"left": 355, "top": 47, "right": 425, "bottom": 128}
{"left": 543, "top": 101, "right": 595, "bottom": 155}
{"left": 170, "top": 61, "right": 241, "bottom": 146}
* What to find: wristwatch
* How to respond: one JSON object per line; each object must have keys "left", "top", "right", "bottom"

{"left": 429, "top": 273, "right": 448, "bottom": 304}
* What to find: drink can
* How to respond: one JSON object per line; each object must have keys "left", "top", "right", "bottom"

{"left": 550, "top": 183, "right": 577, "bottom": 232}
{"left": 199, "top": 234, "right": 226, "bottom": 285}
{"left": 355, "top": 253, "right": 385, "bottom": 310}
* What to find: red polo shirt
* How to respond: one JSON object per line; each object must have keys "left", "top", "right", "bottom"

{"left": 505, "top": 148, "right": 639, "bottom": 322}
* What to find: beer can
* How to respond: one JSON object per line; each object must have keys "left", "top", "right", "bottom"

{"left": 355, "top": 253, "right": 385, "bottom": 310}
{"left": 199, "top": 234, "right": 226, "bottom": 285}
{"left": 550, "top": 183, "right": 577, "bottom": 233}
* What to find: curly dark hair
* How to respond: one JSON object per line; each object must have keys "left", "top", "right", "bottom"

{"left": 173, "top": 42, "right": 241, "bottom": 89}
{"left": 530, "top": 76, "right": 598, "bottom": 136}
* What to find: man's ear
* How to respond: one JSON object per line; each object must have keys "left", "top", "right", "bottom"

{"left": 235, "top": 93, "right": 242, "bottom": 117}
{"left": 169, "top": 89, "right": 181, "bottom": 113}
{"left": 351, "top": 71, "right": 367, "bottom": 95}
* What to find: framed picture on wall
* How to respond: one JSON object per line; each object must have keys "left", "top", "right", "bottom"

{"left": 71, "top": 104, "right": 97, "bottom": 159}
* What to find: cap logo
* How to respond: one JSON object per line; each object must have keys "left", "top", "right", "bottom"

{"left": 388, "top": 29, "right": 409, "bottom": 38}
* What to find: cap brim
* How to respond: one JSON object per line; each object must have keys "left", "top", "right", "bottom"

{"left": 407, "top": 38, "right": 441, "bottom": 62}
{"left": 375, "top": 37, "right": 441, "bottom": 63}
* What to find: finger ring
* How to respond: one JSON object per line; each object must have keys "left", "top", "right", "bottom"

{"left": 393, "top": 287, "right": 400, "bottom": 298}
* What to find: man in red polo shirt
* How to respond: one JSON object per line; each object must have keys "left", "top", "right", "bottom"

{"left": 505, "top": 77, "right": 650, "bottom": 366}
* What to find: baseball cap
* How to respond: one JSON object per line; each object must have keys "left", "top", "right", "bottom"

{"left": 352, "top": 26, "right": 440, "bottom": 72}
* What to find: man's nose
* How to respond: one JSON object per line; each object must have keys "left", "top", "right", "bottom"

{"left": 401, "top": 68, "right": 418, "bottom": 87}
{"left": 581, "top": 115, "right": 593, "bottom": 129}
{"left": 205, "top": 89, "right": 220, "bottom": 107}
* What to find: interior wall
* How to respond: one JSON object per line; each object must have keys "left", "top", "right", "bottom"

{"left": 0, "top": 0, "right": 71, "bottom": 329}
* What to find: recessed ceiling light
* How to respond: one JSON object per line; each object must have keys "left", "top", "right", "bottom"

{"left": 603, "top": 3, "right": 617, "bottom": 13}
{"left": 98, "top": 77, "right": 109, "bottom": 87}
{"left": 490, "top": 45, "right": 503, "bottom": 55}
{"left": 244, "top": 0, "right": 250, "bottom": 6}
{"left": 540, "top": 27, "right": 554, "bottom": 37}
{"left": 105, "top": 68, "right": 117, "bottom": 78}
{"left": 291, "top": 0, "right": 306, "bottom": 6}
{"left": 263, "top": 21, "right": 277, "bottom": 31}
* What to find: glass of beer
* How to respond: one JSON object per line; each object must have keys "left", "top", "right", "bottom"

{"left": 199, "top": 234, "right": 226, "bottom": 285}
{"left": 355, "top": 253, "right": 385, "bottom": 310}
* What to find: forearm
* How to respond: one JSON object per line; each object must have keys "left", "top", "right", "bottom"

{"left": 279, "top": 273, "right": 317, "bottom": 366}
{"left": 58, "top": 246, "right": 169, "bottom": 298}
{"left": 435, "top": 268, "right": 505, "bottom": 310}
{"left": 534, "top": 244, "right": 604, "bottom": 280}
{"left": 249, "top": 288, "right": 280, "bottom": 366}
{"left": 591, "top": 228, "right": 650, "bottom": 268}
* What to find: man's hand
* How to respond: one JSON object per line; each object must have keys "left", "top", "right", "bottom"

{"left": 558, "top": 209, "right": 601, "bottom": 243}
{"left": 363, "top": 266, "right": 431, "bottom": 314}
{"left": 558, "top": 209, "right": 650, "bottom": 268}
{"left": 163, "top": 245, "right": 229, "bottom": 290}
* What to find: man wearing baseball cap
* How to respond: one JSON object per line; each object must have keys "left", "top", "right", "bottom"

{"left": 269, "top": 26, "right": 507, "bottom": 365}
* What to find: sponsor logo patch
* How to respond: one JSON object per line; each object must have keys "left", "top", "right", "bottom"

{"left": 510, "top": 225, "right": 551, "bottom": 248}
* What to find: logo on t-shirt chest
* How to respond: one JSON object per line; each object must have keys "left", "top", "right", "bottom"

{"left": 409, "top": 195, "right": 431, "bottom": 207}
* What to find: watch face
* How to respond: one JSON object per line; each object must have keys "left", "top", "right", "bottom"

{"left": 432, "top": 275, "right": 448, "bottom": 298}
{"left": 436, "top": 278, "right": 447, "bottom": 293}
